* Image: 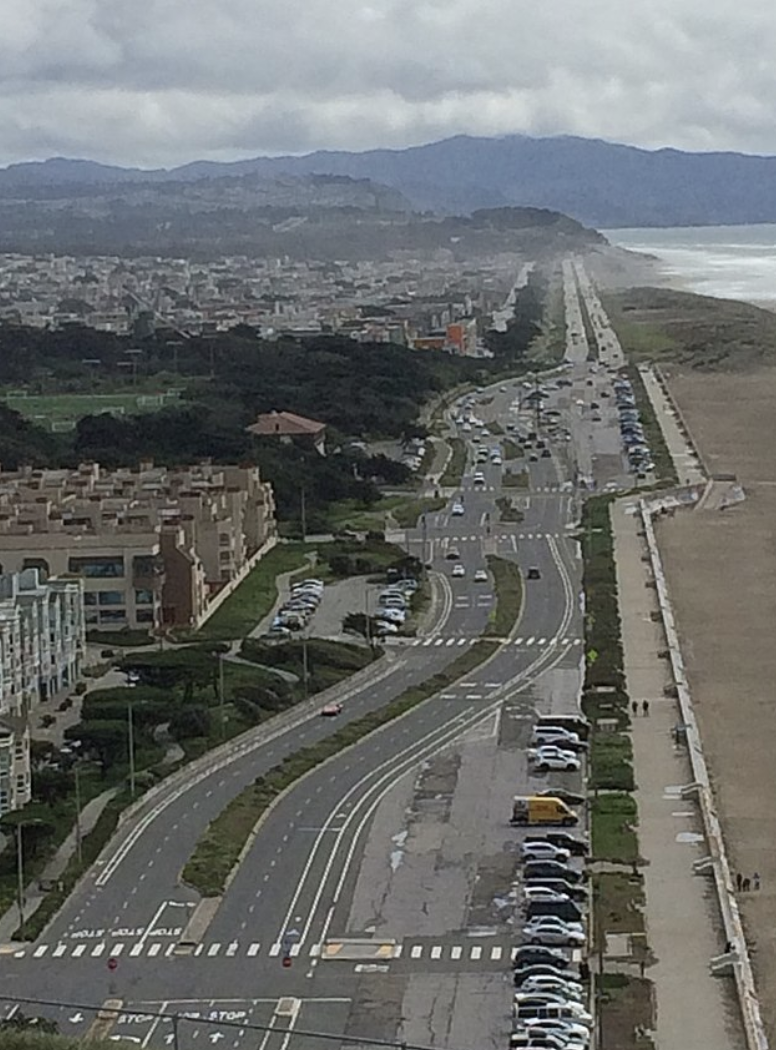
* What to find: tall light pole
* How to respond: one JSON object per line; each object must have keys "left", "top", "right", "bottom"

{"left": 74, "top": 763, "right": 83, "bottom": 866}
{"left": 218, "top": 653, "right": 226, "bottom": 740}
{"left": 127, "top": 701, "right": 136, "bottom": 799}
{"left": 302, "top": 634, "right": 310, "bottom": 699}
{"left": 16, "top": 824, "right": 25, "bottom": 928}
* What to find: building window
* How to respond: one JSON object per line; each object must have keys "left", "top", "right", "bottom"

{"left": 84, "top": 593, "right": 98, "bottom": 606}
{"left": 98, "top": 591, "right": 125, "bottom": 606}
{"left": 99, "top": 610, "right": 127, "bottom": 625}
{"left": 136, "top": 609, "right": 155, "bottom": 624}
{"left": 69, "top": 556, "right": 124, "bottom": 578}
{"left": 135, "top": 589, "right": 154, "bottom": 605}
{"left": 85, "top": 609, "right": 99, "bottom": 624}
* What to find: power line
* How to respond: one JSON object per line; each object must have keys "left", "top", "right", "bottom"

{"left": 0, "top": 993, "right": 469, "bottom": 1050}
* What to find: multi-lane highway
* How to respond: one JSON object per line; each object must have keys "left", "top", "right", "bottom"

{"left": 0, "top": 260, "right": 628, "bottom": 1050}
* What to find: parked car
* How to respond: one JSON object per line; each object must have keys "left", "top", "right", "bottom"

{"left": 474, "top": 569, "right": 488, "bottom": 583}
{"left": 525, "top": 833, "right": 589, "bottom": 857}
{"left": 445, "top": 547, "right": 461, "bottom": 560}
{"left": 523, "top": 886, "right": 572, "bottom": 905}
{"left": 526, "top": 883, "right": 589, "bottom": 907}
{"left": 523, "top": 860, "right": 585, "bottom": 884}
{"left": 521, "top": 841, "right": 572, "bottom": 863}
{"left": 512, "top": 963, "right": 577, "bottom": 984}
{"left": 529, "top": 750, "right": 581, "bottom": 773}
{"left": 536, "top": 787, "right": 586, "bottom": 806}
{"left": 520, "top": 1019, "right": 591, "bottom": 1044}
{"left": 513, "top": 946, "right": 569, "bottom": 968}
{"left": 522, "top": 922, "right": 586, "bottom": 947}
{"left": 321, "top": 702, "right": 343, "bottom": 717}
{"left": 452, "top": 564, "right": 466, "bottom": 578}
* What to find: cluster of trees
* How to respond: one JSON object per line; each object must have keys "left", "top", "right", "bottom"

{"left": 0, "top": 326, "right": 498, "bottom": 524}
{"left": 484, "top": 269, "right": 547, "bottom": 359}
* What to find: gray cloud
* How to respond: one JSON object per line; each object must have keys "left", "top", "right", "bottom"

{"left": 2, "top": 0, "right": 776, "bottom": 166}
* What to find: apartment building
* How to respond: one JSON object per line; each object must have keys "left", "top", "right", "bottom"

{"left": 0, "top": 568, "right": 86, "bottom": 814}
{"left": 0, "top": 461, "right": 277, "bottom": 633}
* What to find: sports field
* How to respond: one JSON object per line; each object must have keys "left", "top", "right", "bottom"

{"left": 3, "top": 390, "right": 181, "bottom": 430}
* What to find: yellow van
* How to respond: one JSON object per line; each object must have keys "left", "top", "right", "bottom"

{"left": 511, "top": 795, "right": 579, "bottom": 827}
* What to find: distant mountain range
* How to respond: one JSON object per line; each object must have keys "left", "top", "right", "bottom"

{"left": 5, "top": 134, "right": 776, "bottom": 227}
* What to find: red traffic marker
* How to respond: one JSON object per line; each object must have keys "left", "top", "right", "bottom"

{"left": 281, "top": 956, "right": 292, "bottom": 969}
{"left": 107, "top": 957, "right": 118, "bottom": 972}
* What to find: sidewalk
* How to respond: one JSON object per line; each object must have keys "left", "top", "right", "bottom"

{"left": 639, "top": 366, "right": 705, "bottom": 486}
{"left": 0, "top": 786, "right": 118, "bottom": 944}
{"left": 611, "top": 498, "right": 742, "bottom": 1048}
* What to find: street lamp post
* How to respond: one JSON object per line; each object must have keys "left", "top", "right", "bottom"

{"left": 74, "top": 763, "right": 83, "bottom": 866}
{"left": 127, "top": 701, "right": 136, "bottom": 799}
{"left": 218, "top": 653, "right": 226, "bottom": 740}
{"left": 16, "top": 824, "right": 25, "bottom": 928}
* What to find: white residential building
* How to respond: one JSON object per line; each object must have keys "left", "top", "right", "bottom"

{"left": 0, "top": 568, "right": 86, "bottom": 814}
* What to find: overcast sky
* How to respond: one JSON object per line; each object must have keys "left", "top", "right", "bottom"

{"left": 3, "top": 0, "right": 775, "bottom": 168}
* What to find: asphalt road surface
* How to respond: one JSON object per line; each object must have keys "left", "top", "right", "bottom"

{"left": 0, "top": 273, "right": 628, "bottom": 1050}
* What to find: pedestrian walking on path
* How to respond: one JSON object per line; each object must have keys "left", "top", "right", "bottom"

{"left": 743, "top": 877, "right": 751, "bottom": 893}
{"left": 632, "top": 700, "right": 638, "bottom": 717}
{"left": 642, "top": 699, "right": 650, "bottom": 716}
{"left": 754, "top": 872, "right": 761, "bottom": 891}
{"left": 736, "top": 872, "right": 743, "bottom": 892}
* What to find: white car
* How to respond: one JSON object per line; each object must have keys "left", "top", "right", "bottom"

{"left": 378, "top": 608, "right": 406, "bottom": 624}
{"left": 451, "top": 502, "right": 465, "bottom": 516}
{"left": 452, "top": 564, "right": 466, "bottom": 578}
{"left": 531, "top": 751, "right": 582, "bottom": 773}
{"left": 523, "top": 886, "right": 572, "bottom": 904}
{"left": 491, "top": 456, "right": 503, "bottom": 466}
{"left": 372, "top": 620, "right": 399, "bottom": 635}
{"left": 532, "top": 726, "right": 581, "bottom": 744}
{"left": 473, "top": 569, "right": 488, "bottom": 583}
{"left": 521, "top": 1019, "right": 592, "bottom": 1043}
{"left": 517, "top": 976, "right": 586, "bottom": 1001}
{"left": 522, "top": 924, "right": 586, "bottom": 947}
{"left": 521, "top": 841, "right": 571, "bottom": 863}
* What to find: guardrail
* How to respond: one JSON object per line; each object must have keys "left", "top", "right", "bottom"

{"left": 640, "top": 492, "right": 769, "bottom": 1050}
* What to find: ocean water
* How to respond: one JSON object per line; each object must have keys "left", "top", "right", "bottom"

{"left": 603, "top": 225, "right": 776, "bottom": 307}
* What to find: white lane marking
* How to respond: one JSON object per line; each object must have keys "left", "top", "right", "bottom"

{"left": 470, "top": 946, "right": 482, "bottom": 960}
{"left": 410, "top": 945, "right": 423, "bottom": 959}
{"left": 33, "top": 945, "right": 48, "bottom": 958}
{"left": 111, "top": 943, "right": 125, "bottom": 957}
{"left": 91, "top": 943, "right": 105, "bottom": 958}
{"left": 430, "top": 946, "right": 442, "bottom": 960}
{"left": 289, "top": 944, "right": 301, "bottom": 957}
{"left": 130, "top": 943, "right": 143, "bottom": 957}
{"left": 392, "top": 945, "right": 403, "bottom": 958}
{"left": 247, "top": 943, "right": 260, "bottom": 957}
{"left": 451, "top": 946, "right": 462, "bottom": 960}
{"left": 207, "top": 943, "right": 220, "bottom": 957}
{"left": 147, "top": 943, "right": 161, "bottom": 957}
{"left": 491, "top": 946, "right": 503, "bottom": 961}
{"left": 53, "top": 944, "right": 67, "bottom": 958}
{"left": 269, "top": 943, "right": 281, "bottom": 957}
{"left": 226, "top": 941, "right": 238, "bottom": 957}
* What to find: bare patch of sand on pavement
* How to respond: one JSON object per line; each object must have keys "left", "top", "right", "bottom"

{"left": 657, "top": 367, "right": 776, "bottom": 1038}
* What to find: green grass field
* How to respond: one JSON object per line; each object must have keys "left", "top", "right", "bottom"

{"left": 3, "top": 390, "right": 182, "bottom": 430}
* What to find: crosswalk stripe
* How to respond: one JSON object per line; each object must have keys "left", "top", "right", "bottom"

{"left": 458, "top": 638, "right": 467, "bottom": 646}
{"left": 515, "top": 637, "right": 524, "bottom": 645}
{"left": 72, "top": 945, "right": 85, "bottom": 958}
{"left": 53, "top": 944, "right": 67, "bottom": 958}
{"left": 434, "top": 639, "right": 444, "bottom": 646}
{"left": 207, "top": 943, "right": 220, "bottom": 957}
{"left": 130, "top": 943, "right": 143, "bottom": 957}
{"left": 91, "top": 943, "right": 105, "bottom": 958}
{"left": 111, "top": 943, "right": 124, "bottom": 957}
{"left": 430, "top": 946, "right": 442, "bottom": 960}
{"left": 289, "top": 944, "right": 301, "bottom": 957}
{"left": 165, "top": 944, "right": 176, "bottom": 957}
{"left": 33, "top": 945, "right": 48, "bottom": 958}
{"left": 470, "top": 946, "right": 482, "bottom": 960}
{"left": 226, "top": 942, "right": 238, "bottom": 957}
{"left": 194, "top": 944, "right": 204, "bottom": 956}
{"left": 147, "top": 943, "right": 161, "bottom": 958}
{"left": 309, "top": 944, "right": 320, "bottom": 957}
{"left": 247, "top": 943, "right": 260, "bottom": 957}
{"left": 538, "top": 637, "right": 546, "bottom": 645}
{"left": 511, "top": 947, "right": 519, "bottom": 960}
{"left": 410, "top": 945, "right": 423, "bottom": 959}
{"left": 393, "top": 945, "right": 403, "bottom": 959}
{"left": 491, "top": 946, "right": 503, "bottom": 961}
{"left": 527, "top": 636, "right": 535, "bottom": 645}
{"left": 269, "top": 943, "right": 281, "bottom": 957}
{"left": 451, "top": 946, "right": 462, "bottom": 960}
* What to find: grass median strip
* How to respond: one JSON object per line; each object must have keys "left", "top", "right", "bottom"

{"left": 439, "top": 437, "right": 467, "bottom": 487}
{"left": 182, "top": 639, "right": 500, "bottom": 897}
{"left": 485, "top": 555, "right": 523, "bottom": 637}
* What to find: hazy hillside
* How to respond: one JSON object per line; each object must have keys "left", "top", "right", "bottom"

{"left": 6, "top": 134, "right": 776, "bottom": 227}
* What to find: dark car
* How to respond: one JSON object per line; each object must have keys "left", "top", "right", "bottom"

{"left": 512, "top": 946, "right": 569, "bottom": 969}
{"left": 536, "top": 787, "right": 586, "bottom": 806}
{"left": 525, "top": 879, "right": 590, "bottom": 903}
{"left": 526, "top": 833, "right": 590, "bottom": 856}
{"left": 534, "top": 735, "right": 588, "bottom": 753}
{"left": 525, "top": 899, "right": 585, "bottom": 923}
{"left": 527, "top": 567, "right": 542, "bottom": 580}
{"left": 523, "top": 861, "right": 585, "bottom": 884}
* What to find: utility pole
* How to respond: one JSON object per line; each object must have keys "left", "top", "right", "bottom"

{"left": 302, "top": 635, "right": 309, "bottom": 699}
{"left": 128, "top": 702, "right": 136, "bottom": 799}
{"left": 300, "top": 485, "right": 307, "bottom": 542}
{"left": 74, "top": 763, "right": 83, "bottom": 866}
{"left": 219, "top": 653, "right": 226, "bottom": 740}
{"left": 364, "top": 579, "right": 372, "bottom": 651}
{"left": 16, "top": 824, "right": 25, "bottom": 928}
{"left": 421, "top": 514, "right": 428, "bottom": 566}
